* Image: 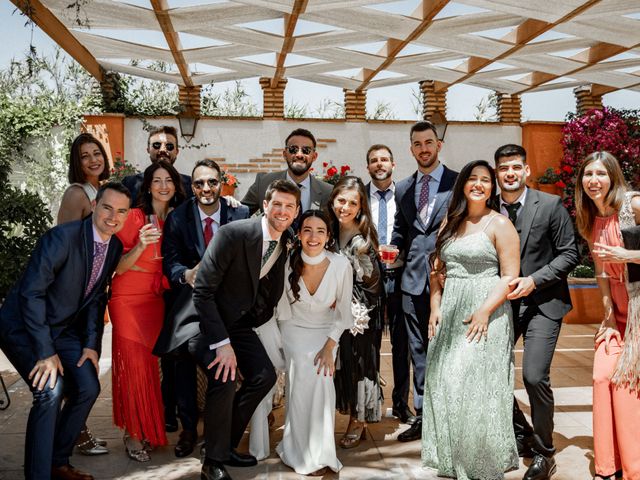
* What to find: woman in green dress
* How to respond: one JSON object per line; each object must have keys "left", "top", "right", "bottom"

{"left": 422, "top": 160, "right": 520, "bottom": 479}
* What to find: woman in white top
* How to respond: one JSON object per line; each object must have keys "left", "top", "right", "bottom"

{"left": 276, "top": 209, "right": 354, "bottom": 476}
{"left": 57, "top": 133, "right": 110, "bottom": 224}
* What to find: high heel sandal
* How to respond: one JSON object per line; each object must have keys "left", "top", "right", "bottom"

{"left": 338, "top": 419, "right": 367, "bottom": 449}
{"left": 123, "top": 434, "right": 151, "bottom": 462}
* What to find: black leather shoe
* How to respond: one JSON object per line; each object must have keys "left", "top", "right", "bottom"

{"left": 222, "top": 449, "right": 257, "bottom": 467}
{"left": 202, "top": 461, "right": 231, "bottom": 480}
{"left": 392, "top": 406, "right": 417, "bottom": 425}
{"left": 524, "top": 454, "right": 556, "bottom": 480}
{"left": 165, "top": 421, "right": 178, "bottom": 433}
{"left": 175, "top": 430, "right": 197, "bottom": 458}
{"left": 517, "top": 435, "right": 535, "bottom": 458}
{"left": 397, "top": 418, "right": 422, "bottom": 442}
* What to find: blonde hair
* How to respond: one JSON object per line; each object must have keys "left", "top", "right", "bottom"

{"left": 575, "top": 151, "right": 627, "bottom": 239}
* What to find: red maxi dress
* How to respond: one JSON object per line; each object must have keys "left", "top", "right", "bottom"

{"left": 110, "top": 208, "right": 168, "bottom": 446}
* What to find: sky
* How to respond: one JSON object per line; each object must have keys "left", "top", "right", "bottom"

{"left": 3, "top": 0, "right": 640, "bottom": 121}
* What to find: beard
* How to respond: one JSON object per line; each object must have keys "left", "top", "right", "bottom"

{"left": 197, "top": 193, "right": 219, "bottom": 206}
{"left": 370, "top": 169, "right": 392, "bottom": 181}
{"left": 499, "top": 179, "right": 524, "bottom": 191}
{"left": 287, "top": 158, "right": 312, "bottom": 176}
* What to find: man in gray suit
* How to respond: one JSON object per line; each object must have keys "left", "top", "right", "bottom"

{"left": 241, "top": 128, "right": 332, "bottom": 215}
{"left": 495, "top": 144, "right": 578, "bottom": 480}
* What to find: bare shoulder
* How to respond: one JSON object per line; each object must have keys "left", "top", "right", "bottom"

{"left": 486, "top": 214, "right": 517, "bottom": 240}
{"left": 630, "top": 193, "right": 640, "bottom": 213}
{"left": 61, "top": 184, "right": 90, "bottom": 203}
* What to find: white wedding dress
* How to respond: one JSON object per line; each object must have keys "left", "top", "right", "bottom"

{"left": 275, "top": 251, "right": 354, "bottom": 475}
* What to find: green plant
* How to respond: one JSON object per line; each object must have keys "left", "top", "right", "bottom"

{"left": 110, "top": 152, "right": 139, "bottom": 181}
{"left": 569, "top": 264, "right": 595, "bottom": 278}
{"left": 537, "top": 167, "right": 562, "bottom": 185}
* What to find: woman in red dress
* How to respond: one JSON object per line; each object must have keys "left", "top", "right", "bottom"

{"left": 109, "top": 160, "right": 185, "bottom": 461}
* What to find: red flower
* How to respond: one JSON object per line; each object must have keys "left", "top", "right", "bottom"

{"left": 327, "top": 166, "right": 338, "bottom": 177}
{"left": 554, "top": 168, "right": 562, "bottom": 175}
{"left": 341, "top": 165, "right": 351, "bottom": 175}
{"left": 555, "top": 180, "right": 566, "bottom": 188}
{"left": 562, "top": 165, "right": 573, "bottom": 173}
{"left": 323, "top": 162, "right": 328, "bottom": 168}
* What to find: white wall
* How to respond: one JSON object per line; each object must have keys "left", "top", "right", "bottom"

{"left": 124, "top": 118, "right": 521, "bottom": 198}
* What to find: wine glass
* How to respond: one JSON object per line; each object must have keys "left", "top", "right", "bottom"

{"left": 595, "top": 229, "right": 609, "bottom": 279}
{"left": 148, "top": 214, "right": 163, "bottom": 260}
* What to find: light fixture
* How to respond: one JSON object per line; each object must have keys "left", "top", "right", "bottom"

{"left": 430, "top": 110, "right": 448, "bottom": 142}
{"left": 177, "top": 110, "right": 199, "bottom": 143}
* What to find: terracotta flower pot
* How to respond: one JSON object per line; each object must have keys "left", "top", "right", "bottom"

{"left": 221, "top": 184, "right": 236, "bottom": 197}
{"left": 564, "top": 277, "right": 604, "bottom": 324}
{"left": 536, "top": 183, "right": 560, "bottom": 196}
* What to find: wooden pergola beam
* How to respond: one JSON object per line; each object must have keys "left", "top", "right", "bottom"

{"left": 438, "top": 0, "right": 602, "bottom": 92}
{"left": 355, "top": 0, "right": 450, "bottom": 91}
{"left": 10, "top": 0, "right": 103, "bottom": 82}
{"left": 270, "top": 0, "right": 308, "bottom": 89}
{"left": 150, "top": 0, "right": 192, "bottom": 88}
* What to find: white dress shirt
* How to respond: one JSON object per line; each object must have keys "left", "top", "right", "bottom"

{"left": 415, "top": 163, "right": 444, "bottom": 226}
{"left": 287, "top": 172, "right": 311, "bottom": 212}
{"left": 499, "top": 187, "right": 528, "bottom": 219}
{"left": 198, "top": 204, "right": 221, "bottom": 237}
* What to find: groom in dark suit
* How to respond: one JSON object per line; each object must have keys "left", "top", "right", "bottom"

{"left": 391, "top": 121, "right": 458, "bottom": 442}
{"left": 192, "top": 179, "right": 299, "bottom": 480}
{"left": 0, "top": 183, "right": 130, "bottom": 480}
{"left": 154, "top": 159, "right": 249, "bottom": 458}
{"left": 494, "top": 144, "right": 578, "bottom": 480}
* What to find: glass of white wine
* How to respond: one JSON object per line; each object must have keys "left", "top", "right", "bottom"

{"left": 148, "top": 214, "right": 162, "bottom": 260}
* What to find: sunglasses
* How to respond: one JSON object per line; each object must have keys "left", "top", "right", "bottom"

{"left": 286, "top": 145, "right": 314, "bottom": 155}
{"left": 151, "top": 142, "right": 176, "bottom": 151}
{"left": 192, "top": 178, "right": 219, "bottom": 189}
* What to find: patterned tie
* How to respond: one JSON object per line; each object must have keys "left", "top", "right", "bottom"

{"left": 504, "top": 202, "right": 521, "bottom": 224}
{"left": 85, "top": 242, "right": 108, "bottom": 298}
{"left": 377, "top": 189, "right": 390, "bottom": 244}
{"left": 417, "top": 174, "right": 432, "bottom": 224}
{"left": 203, "top": 217, "right": 214, "bottom": 248}
{"left": 262, "top": 240, "right": 278, "bottom": 267}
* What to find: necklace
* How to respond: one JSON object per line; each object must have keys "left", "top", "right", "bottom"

{"left": 301, "top": 250, "right": 326, "bottom": 265}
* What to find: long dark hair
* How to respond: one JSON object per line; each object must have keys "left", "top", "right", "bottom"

{"left": 430, "top": 160, "right": 497, "bottom": 271}
{"left": 68, "top": 133, "right": 111, "bottom": 184}
{"left": 136, "top": 160, "right": 186, "bottom": 214}
{"left": 326, "top": 176, "right": 379, "bottom": 254}
{"left": 289, "top": 209, "right": 336, "bottom": 303}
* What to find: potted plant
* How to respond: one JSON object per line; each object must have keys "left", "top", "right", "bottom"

{"left": 220, "top": 168, "right": 239, "bottom": 197}
{"left": 319, "top": 161, "right": 351, "bottom": 185}
{"left": 564, "top": 263, "right": 603, "bottom": 324}
{"left": 535, "top": 167, "right": 565, "bottom": 195}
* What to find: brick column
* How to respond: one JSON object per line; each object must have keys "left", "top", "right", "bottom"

{"left": 574, "top": 85, "right": 603, "bottom": 115}
{"left": 496, "top": 92, "right": 522, "bottom": 123}
{"left": 178, "top": 85, "right": 202, "bottom": 116}
{"left": 260, "top": 77, "right": 287, "bottom": 119}
{"left": 420, "top": 80, "right": 447, "bottom": 122}
{"left": 344, "top": 89, "right": 367, "bottom": 121}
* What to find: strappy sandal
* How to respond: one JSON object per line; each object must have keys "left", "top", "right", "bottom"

{"left": 338, "top": 419, "right": 367, "bottom": 449}
{"left": 123, "top": 434, "right": 151, "bottom": 462}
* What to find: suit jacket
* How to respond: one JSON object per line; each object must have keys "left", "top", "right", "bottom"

{"left": 391, "top": 166, "right": 458, "bottom": 296}
{"left": 0, "top": 217, "right": 122, "bottom": 360}
{"left": 153, "top": 198, "right": 250, "bottom": 355}
{"left": 122, "top": 172, "right": 193, "bottom": 207}
{"left": 499, "top": 189, "right": 579, "bottom": 320}
{"left": 192, "top": 216, "right": 292, "bottom": 346}
{"left": 241, "top": 170, "right": 333, "bottom": 215}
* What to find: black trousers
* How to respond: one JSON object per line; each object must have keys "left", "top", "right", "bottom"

{"left": 160, "top": 344, "right": 199, "bottom": 434}
{"left": 512, "top": 303, "right": 562, "bottom": 457}
{"left": 402, "top": 287, "right": 430, "bottom": 414}
{"left": 188, "top": 322, "right": 276, "bottom": 462}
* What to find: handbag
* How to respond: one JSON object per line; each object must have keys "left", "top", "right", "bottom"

{"left": 620, "top": 225, "right": 640, "bottom": 283}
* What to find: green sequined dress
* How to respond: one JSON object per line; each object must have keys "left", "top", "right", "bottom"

{"left": 421, "top": 231, "right": 518, "bottom": 479}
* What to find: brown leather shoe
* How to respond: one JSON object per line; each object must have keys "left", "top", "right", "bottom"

{"left": 51, "top": 464, "right": 94, "bottom": 480}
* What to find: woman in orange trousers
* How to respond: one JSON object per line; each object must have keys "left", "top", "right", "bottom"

{"left": 109, "top": 160, "right": 185, "bottom": 461}
{"left": 575, "top": 151, "right": 640, "bottom": 480}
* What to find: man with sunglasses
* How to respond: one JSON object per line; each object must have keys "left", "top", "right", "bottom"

{"left": 154, "top": 158, "right": 249, "bottom": 459}
{"left": 241, "top": 128, "right": 332, "bottom": 215}
{"left": 122, "top": 126, "right": 193, "bottom": 206}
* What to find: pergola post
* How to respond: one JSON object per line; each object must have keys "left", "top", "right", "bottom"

{"left": 574, "top": 85, "right": 603, "bottom": 115}
{"left": 178, "top": 85, "right": 202, "bottom": 116}
{"left": 420, "top": 80, "right": 447, "bottom": 122}
{"left": 344, "top": 89, "right": 367, "bottom": 121}
{"left": 260, "top": 77, "right": 287, "bottom": 119}
{"left": 496, "top": 93, "right": 522, "bottom": 123}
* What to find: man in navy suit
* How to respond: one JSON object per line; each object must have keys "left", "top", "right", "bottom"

{"left": 391, "top": 121, "right": 458, "bottom": 442}
{"left": 154, "top": 159, "right": 249, "bottom": 458}
{"left": 0, "top": 183, "right": 131, "bottom": 480}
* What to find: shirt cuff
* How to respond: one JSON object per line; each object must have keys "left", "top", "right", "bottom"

{"left": 209, "top": 338, "right": 230, "bottom": 350}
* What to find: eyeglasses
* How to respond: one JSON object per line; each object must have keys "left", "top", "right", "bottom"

{"left": 192, "top": 178, "right": 219, "bottom": 189}
{"left": 151, "top": 142, "right": 176, "bottom": 151}
{"left": 286, "top": 145, "right": 314, "bottom": 156}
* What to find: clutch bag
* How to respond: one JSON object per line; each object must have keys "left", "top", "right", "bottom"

{"left": 620, "top": 225, "right": 640, "bottom": 283}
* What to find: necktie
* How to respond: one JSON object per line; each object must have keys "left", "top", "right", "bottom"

{"left": 504, "top": 202, "right": 521, "bottom": 224}
{"left": 417, "top": 174, "right": 432, "bottom": 224}
{"left": 377, "top": 189, "right": 390, "bottom": 244}
{"left": 203, "top": 217, "right": 214, "bottom": 247}
{"left": 85, "top": 242, "right": 108, "bottom": 298}
{"left": 262, "top": 240, "right": 278, "bottom": 267}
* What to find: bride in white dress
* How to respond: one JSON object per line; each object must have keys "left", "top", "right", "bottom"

{"left": 276, "top": 209, "right": 354, "bottom": 476}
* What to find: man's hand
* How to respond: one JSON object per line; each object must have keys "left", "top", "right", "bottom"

{"left": 207, "top": 343, "right": 237, "bottom": 382}
{"left": 224, "top": 195, "right": 242, "bottom": 209}
{"left": 77, "top": 348, "right": 100, "bottom": 374}
{"left": 29, "top": 354, "right": 64, "bottom": 391}
{"left": 507, "top": 276, "right": 536, "bottom": 300}
{"left": 185, "top": 263, "right": 200, "bottom": 288}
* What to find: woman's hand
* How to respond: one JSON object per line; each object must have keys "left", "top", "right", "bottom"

{"left": 593, "top": 242, "right": 635, "bottom": 264}
{"left": 138, "top": 223, "right": 161, "bottom": 248}
{"left": 595, "top": 319, "right": 622, "bottom": 354}
{"left": 428, "top": 308, "right": 441, "bottom": 340}
{"left": 314, "top": 341, "right": 336, "bottom": 376}
{"left": 463, "top": 308, "right": 489, "bottom": 343}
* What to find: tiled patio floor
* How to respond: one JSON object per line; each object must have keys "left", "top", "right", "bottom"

{"left": 0, "top": 324, "right": 597, "bottom": 480}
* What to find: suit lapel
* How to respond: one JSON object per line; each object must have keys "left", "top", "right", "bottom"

{"left": 309, "top": 176, "right": 325, "bottom": 210}
{"left": 516, "top": 189, "right": 539, "bottom": 255}
{"left": 245, "top": 217, "right": 263, "bottom": 294}
{"left": 82, "top": 218, "right": 93, "bottom": 295}
{"left": 189, "top": 199, "right": 206, "bottom": 258}
{"left": 425, "top": 167, "right": 454, "bottom": 232}
{"left": 220, "top": 199, "right": 229, "bottom": 226}
{"left": 401, "top": 172, "right": 419, "bottom": 230}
